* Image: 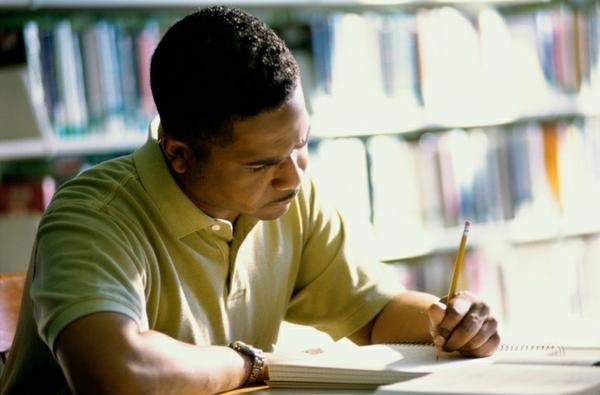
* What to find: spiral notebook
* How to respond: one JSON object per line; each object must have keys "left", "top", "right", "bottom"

{"left": 267, "top": 343, "right": 600, "bottom": 390}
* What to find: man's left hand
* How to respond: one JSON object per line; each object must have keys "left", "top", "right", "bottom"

{"left": 428, "top": 291, "right": 500, "bottom": 357}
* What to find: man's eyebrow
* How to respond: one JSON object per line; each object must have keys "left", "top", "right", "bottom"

{"left": 244, "top": 157, "right": 283, "bottom": 167}
{"left": 243, "top": 126, "right": 311, "bottom": 167}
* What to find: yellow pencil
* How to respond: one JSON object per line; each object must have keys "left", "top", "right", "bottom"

{"left": 447, "top": 220, "right": 471, "bottom": 301}
{"left": 436, "top": 220, "right": 471, "bottom": 360}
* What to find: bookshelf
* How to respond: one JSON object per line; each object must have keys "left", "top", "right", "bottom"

{"left": 1, "top": 0, "right": 600, "bottom": 346}
{"left": 1, "top": 1, "right": 598, "bottom": 152}
{"left": 0, "top": 0, "right": 557, "bottom": 8}
{"left": 0, "top": 133, "right": 147, "bottom": 160}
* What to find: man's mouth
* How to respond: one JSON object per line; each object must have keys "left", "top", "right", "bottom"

{"left": 272, "top": 190, "right": 299, "bottom": 204}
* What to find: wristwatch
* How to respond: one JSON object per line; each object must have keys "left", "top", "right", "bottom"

{"left": 228, "top": 340, "right": 266, "bottom": 385}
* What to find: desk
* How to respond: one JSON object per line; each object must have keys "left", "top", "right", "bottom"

{"left": 249, "top": 391, "right": 371, "bottom": 394}
{"left": 223, "top": 385, "right": 373, "bottom": 394}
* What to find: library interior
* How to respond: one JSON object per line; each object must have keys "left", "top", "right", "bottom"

{"left": 1, "top": 0, "right": 600, "bottom": 388}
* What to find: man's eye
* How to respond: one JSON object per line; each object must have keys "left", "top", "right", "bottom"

{"left": 247, "top": 165, "right": 268, "bottom": 173}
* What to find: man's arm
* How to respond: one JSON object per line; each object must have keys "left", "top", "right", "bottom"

{"left": 55, "top": 312, "right": 252, "bottom": 395}
{"left": 348, "top": 290, "right": 500, "bottom": 357}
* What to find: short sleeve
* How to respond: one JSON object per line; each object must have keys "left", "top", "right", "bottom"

{"left": 285, "top": 179, "right": 403, "bottom": 340}
{"left": 31, "top": 201, "right": 149, "bottom": 351}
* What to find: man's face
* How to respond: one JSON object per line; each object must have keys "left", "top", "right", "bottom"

{"left": 179, "top": 87, "right": 310, "bottom": 223}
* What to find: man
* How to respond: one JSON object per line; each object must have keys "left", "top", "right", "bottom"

{"left": 0, "top": 6, "right": 499, "bottom": 395}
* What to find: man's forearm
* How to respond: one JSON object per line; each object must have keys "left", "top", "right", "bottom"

{"left": 369, "top": 291, "right": 438, "bottom": 344}
{"left": 55, "top": 312, "right": 251, "bottom": 395}
{"left": 125, "top": 330, "right": 252, "bottom": 395}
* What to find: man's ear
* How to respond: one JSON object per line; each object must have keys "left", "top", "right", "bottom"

{"left": 160, "top": 134, "right": 194, "bottom": 174}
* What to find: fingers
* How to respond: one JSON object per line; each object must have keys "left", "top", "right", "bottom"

{"left": 460, "top": 325, "right": 501, "bottom": 357}
{"left": 444, "top": 300, "right": 489, "bottom": 350}
{"left": 435, "top": 291, "right": 475, "bottom": 348}
{"left": 430, "top": 291, "right": 500, "bottom": 358}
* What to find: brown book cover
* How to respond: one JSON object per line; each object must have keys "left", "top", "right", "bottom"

{"left": 0, "top": 177, "right": 55, "bottom": 214}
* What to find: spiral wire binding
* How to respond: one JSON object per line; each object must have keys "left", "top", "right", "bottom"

{"left": 388, "top": 342, "right": 566, "bottom": 357}
{"left": 499, "top": 344, "right": 565, "bottom": 356}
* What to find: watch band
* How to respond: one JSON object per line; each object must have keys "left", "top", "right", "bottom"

{"left": 228, "top": 340, "right": 266, "bottom": 385}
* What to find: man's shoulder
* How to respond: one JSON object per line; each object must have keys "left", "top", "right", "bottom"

{"left": 38, "top": 153, "right": 158, "bottom": 250}
{"left": 47, "top": 153, "right": 142, "bottom": 213}
{"left": 79, "top": 153, "right": 138, "bottom": 184}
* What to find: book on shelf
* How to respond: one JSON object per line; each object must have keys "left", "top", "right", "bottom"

{"left": 534, "top": 6, "right": 589, "bottom": 95}
{"left": 309, "top": 14, "right": 332, "bottom": 97}
{"left": 7, "top": 17, "right": 160, "bottom": 144}
{"left": 416, "top": 6, "right": 492, "bottom": 123}
{"left": 437, "top": 129, "right": 477, "bottom": 227}
{"left": 378, "top": 11, "right": 421, "bottom": 106}
{"left": 308, "top": 137, "right": 372, "bottom": 232}
{"left": 267, "top": 342, "right": 600, "bottom": 392}
{"left": 414, "top": 132, "right": 445, "bottom": 230}
{"left": 135, "top": 20, "right": 160, "bottom": 120}
{"left": 53, "top": 19, "right": 88, "bottom": 137}
{"left": 368, "top": 135, "right": 425, "bottom": 253}
{"left": 503, "top": 9, "right": 582, "bottom": 116}
{"left": 0, "top": 177, "right": 56, "bottom": 214}
{"left": 327, "top": 12, "right": 384, "bottom": 100}
{"left": 0, "top": 24, "right": 50, "bottom": 142}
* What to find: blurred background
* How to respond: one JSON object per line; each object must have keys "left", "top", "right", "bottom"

{"left": 1, "top": 0, "right": 599, "bottom": 354}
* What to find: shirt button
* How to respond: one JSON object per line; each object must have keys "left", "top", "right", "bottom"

{"left": 211, "top": 224, "right": 221, "bottom": 231}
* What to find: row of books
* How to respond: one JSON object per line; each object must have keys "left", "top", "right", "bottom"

{"left": 309, "top": 3, "right": 600, "bottom": 122}
{"left": 3, "top": 114, "right": 600, "bottom": 255}
{"left": 0, "top": 17, "right": 163, "bottom": 140}
{"left": 1, "top": 2, "right": 599, "bottom": 143}
{"left": 309, "top": 115, "right": 600, "bottom": 247}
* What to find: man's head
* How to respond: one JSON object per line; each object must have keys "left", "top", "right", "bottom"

{"left": 150, "top": 5, "right": 300, "bottom": 153}
{"left": 151, "top": 6, "right": 310, "bottom": 223}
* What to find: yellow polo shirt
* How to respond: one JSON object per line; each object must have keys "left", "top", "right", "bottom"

{"left": 1, "top": 132, "right": 400, "bottom": 394}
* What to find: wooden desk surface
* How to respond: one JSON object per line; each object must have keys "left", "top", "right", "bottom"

{"left": 221, "top": 384, "right": 269, "bottom": 394}
{"left": 222, "top": 385, "right": 372, "bottom": 394}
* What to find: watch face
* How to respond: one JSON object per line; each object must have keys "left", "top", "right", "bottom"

{"left": 229, "top": 341, "right": 266, "bottom": 384}
{"left": 232, "top": 341, "right": 255, "bottom": 357}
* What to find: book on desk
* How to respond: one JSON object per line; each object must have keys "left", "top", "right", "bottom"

{"left": 267, "top": 343, "right": 600, "bottom": 394}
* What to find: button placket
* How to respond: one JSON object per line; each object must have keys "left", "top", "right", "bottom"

{"left": 206, "top": 220, "right": 237, "bottom": 296}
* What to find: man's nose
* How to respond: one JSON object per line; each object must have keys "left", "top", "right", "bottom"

{"left": 272, "top": 152, "right": 305, "bottom": 191}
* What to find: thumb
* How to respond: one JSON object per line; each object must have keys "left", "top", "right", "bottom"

{"left": 428, "top": 301, "right": 446, "bottom": 327}
{"left": 428, "top": 301, "right": 446, "bottom": 345}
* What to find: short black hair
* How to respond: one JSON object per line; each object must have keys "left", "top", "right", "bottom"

{"left": 150, "top": 6, "right": 300, "bottom": 150}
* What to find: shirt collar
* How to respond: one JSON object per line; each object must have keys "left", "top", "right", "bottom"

{"left": 133, "top": 119, "right": 216, "bottom": 239}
